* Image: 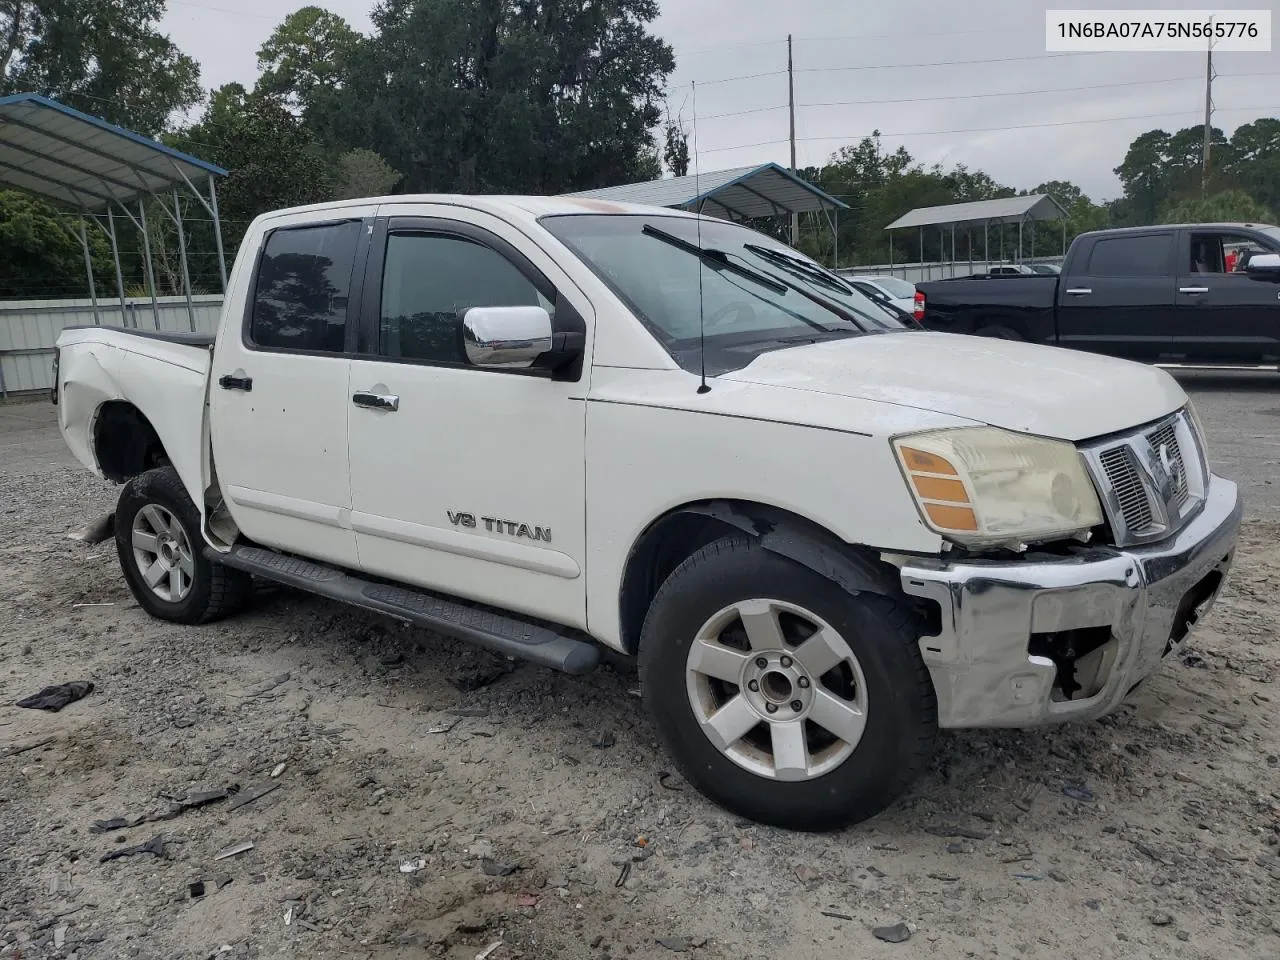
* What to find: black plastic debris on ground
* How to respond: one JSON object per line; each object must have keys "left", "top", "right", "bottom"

{"left": 100, "top": 835, "right": 165, "bottom": 863}
{"left": 90, "top": 815, "right": 146, "bottom": 834}
{"left": 480, "top": 858, "right": 521, "bottom": 877}
{"left": 873, "top": 922, "right": 912, "bottom": 943}
{"left": 17, "top": 681, "right": 94, "bottom": 712}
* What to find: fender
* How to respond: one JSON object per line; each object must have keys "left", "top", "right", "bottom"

{"left": 680, "top": 500, "right": 900, "bottom": 599}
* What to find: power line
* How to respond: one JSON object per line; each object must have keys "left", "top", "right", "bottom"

{"left": 698, "top": 102, "right": 1280, "bottom": 155}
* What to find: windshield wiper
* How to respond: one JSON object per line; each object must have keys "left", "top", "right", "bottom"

{"left": 722, "top": 252, "right": 869, "bottom": 332}
{"left": 642, "top": 224, "right": 788, "bottom": 294}
{"left": 743, "top": 244, "right": 854, "bottom": 295}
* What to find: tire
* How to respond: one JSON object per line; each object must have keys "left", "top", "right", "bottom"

{"left": 638, "top": 536, "right": 937, "bottom": 831}
{"left": 975, "top": 324, "right": 1024, "bottom": 341}
{"left": 114, "top": 466, "right": 250, "bottom": 625}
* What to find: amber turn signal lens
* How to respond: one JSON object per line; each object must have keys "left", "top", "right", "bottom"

{"left": 899, "top": 446, "right": 957, "bottom": 475}
{"left": 923, "top": 502, "right": 979, "bottom": 531}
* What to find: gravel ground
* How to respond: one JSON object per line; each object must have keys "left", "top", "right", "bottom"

{"left": 1, "top": 379, "right": 1278, "bottom": 960}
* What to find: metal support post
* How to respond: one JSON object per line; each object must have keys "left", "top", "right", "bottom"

{"left": 173, "top": 188, "right": 196, "bottom": 331}
{"left": 1017, "top": 219, "right": 1024, "bottom": 262}
{"left": 78, "top": 218, "right": 101, "bottom": 325}
{"left": 208, "top": 174, "right": 228, "bottom": 293}
{"left": 984, "top": 222, "right": 989, "bottom": 271}
{"left": 919, "top": 229, "right": 924, "bottom": 279}
{"left": 137, "top": 200, "right": 160, "bottom": 329}
{"left": 106, "top": 210, "right": 129, "bottom": 326}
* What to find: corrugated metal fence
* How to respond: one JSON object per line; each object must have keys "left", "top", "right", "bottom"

{"left": 0, "top": 296, "right": 224, "bottom": 396}
{"left": 837, "top": 256, "right": 1066, "bottom": 283}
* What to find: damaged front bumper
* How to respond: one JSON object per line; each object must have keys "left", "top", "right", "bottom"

{"left": 900, "top": 475, "right": 1241, "bottom": 729}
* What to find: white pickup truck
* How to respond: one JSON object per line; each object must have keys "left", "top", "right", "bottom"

{"left": 52, "top": 195, "right": 1241, "bottom": 830}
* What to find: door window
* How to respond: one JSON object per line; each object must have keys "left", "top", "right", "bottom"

{"left": 378, "top": 232, "right": 553, "bottom": 364}
{"left": 1188, "top": 232, "right": 1265, "bottom": 275}
{"left": 249, "top": 221, "right": 361, "bottom": 352}
{"left": 1086, "top": 234, "right": 1173, "bottom": 277}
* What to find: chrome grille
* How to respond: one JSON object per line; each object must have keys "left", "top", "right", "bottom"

{"left": 1145, "top": 421, "right": 1189, "bottom": 507}
{"left": 1097, "top": 446, "right": 1153, "bottom": 532}
{"left": 1080, "top": 409, "right": 1206, "bottom": 548}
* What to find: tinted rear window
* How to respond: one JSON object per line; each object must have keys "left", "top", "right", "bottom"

{"left": 1086, "top": 234, "right": 1173, "bottom": 277}
{"left": 250, "top": 221, "right": 361, "bottom": 352}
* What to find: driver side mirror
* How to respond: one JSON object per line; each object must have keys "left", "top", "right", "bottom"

{"left": 1245, "top": 252, "right": 1280, "bottom": 282}
{"left": 462, "top": 306, "right": 584, "bottom": 373}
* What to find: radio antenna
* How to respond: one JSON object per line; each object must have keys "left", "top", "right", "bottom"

{"left": 692, "top": 80, "right": 710, "bottom": 395}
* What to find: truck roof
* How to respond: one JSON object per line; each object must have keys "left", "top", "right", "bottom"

{"left": 1077, "top": 222, "right": 1279, "bottom": 238}
{"left": 251, "top": 193, "right": 701, "bottom": 230}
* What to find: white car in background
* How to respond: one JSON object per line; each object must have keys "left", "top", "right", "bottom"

{"left": 843, "top": 275, "right": 918, "bottom": 316}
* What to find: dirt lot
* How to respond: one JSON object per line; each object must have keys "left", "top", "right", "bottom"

{"left": 2, "top": 383, "right": 1278, "bottom": 960}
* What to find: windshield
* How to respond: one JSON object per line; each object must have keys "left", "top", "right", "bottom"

{"left": 1256, "top": 225, "right": 1280, "bottom": 246}
{"left": 541, "top": 214, "right": 906, "bottom": 374}
{"left": 867, "top": 277, "right": 915, "bottom": 298}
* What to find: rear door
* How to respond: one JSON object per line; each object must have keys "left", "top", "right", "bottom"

{"left": 209, "top": 210, "right": 375, "bottom": 568}
{"left": 1055, "top": 230, "right": 1176, "bottom": 360}
{"left": 1173, "top": 228, "right": 1280, "bottom": 363}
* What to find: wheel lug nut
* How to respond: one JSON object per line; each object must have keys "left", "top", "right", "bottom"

{"left": 747, "top": 680, "right": 759, "bottom": 692}
{"left": 797, "top": 677, "right": 810, "bottom": 689}
{"left": 779, "top": 655, "right": 793, "bottom": 668}
{"left": 791, "top": 700, "right": 803, "bottom": 712}
{"left": 765, "top": 703, "right": 778, "bottom": 714}
{"left": 755, "top": 657, "right": 768, "bottom": 669}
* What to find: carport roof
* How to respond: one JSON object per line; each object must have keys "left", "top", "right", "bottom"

{"left": 885, "top": 194, "right": 1067, "bottom": 231}
{"left": 0, "top": 93, "right": 226, "bottom": 213}
{"left": 563, "top": 162, "right": 848, "bottom": 220}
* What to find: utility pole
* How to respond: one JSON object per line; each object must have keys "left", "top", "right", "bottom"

{"left": 788, "top": 34, "right": 798, "bottom": 245}
{"left": 1202, "top": 39, "right": 1215, "bottom": 194}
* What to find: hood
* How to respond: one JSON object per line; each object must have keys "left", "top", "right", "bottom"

{"left": 721, "top": 331, "right": 1186, "bottom": 442}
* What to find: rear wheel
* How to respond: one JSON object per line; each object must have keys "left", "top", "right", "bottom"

{"left": 638, "top": 536, "right": 937, "bottom": 831}
{"left": 975, "top": 324, "right": 1024, "bottom": 341}
{"left": 115, "top": 467, "right": 250, "bottom": 624}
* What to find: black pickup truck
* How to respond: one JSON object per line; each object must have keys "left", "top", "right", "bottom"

{"left": 917, "top": 223, "right": 1280, "bottom": 364}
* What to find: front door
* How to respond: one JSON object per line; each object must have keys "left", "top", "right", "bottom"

{"left": 1173, "top": 229, "right": 1280, "bottom": 363}
{"left": 1055, "top": 230, "right": 1177, "bottom": 361}
{"left": 208, "top": 211, "right": 374, "bottom": 568}
{"left": 345, "top": 206, "right": 592, "bottom": 629}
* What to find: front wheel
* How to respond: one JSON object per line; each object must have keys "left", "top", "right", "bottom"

{"left": 638, "top": 536, "right": 937, "bottom": 831}
{"left": 114, "top": 467, "right": 250, "bottom": 624}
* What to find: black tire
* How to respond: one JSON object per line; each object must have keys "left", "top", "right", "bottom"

{"left": 638, "top": 536, "right": 937, "bottom": 831}
{"left": 114, "top": 466, "right": 250, "bottom": 625}
{"left": 975, "top": 324, "right": 1024, "bottom": 341}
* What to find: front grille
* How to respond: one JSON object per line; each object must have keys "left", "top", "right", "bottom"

{"left": 1081, "top": 409, "right": 1205, "bottom": 548}
{"left": 1098, "top": 446, "right": 1153, "bottom": 532}
{"left": 1146, "top": 421, "right": 1189, "bottom": 507}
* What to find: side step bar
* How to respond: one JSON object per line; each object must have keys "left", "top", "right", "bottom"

{"left": 208, "top": 545, "right": 599, "bottom": 675}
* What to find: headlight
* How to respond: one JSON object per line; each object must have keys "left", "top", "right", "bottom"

{"left": 893, "top": 427, "right": 1103, "bottom": 547}
{"left": 1185, "top": 400, "right": 1209, "bottom": 461}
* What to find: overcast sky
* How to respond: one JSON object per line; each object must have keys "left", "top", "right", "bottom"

{"left": 160, "top": 0, "right": 1279, "bottom": 201}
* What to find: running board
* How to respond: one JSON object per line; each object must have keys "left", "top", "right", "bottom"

{"left": 209, "top": 544, "right": 599, "bottom": 675}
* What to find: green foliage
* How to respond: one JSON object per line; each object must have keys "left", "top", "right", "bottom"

{"left": 0, "top": 1, "right": 201, "bottom": 135}
{"left": 257, "top": 5, "right": 362, "bottom": 114}
{"left": 0, "top": 190, "right": 113, "bottom": 298}
{"left": 1159, "top": 189, "right": 1275, "bottom": 225}
{"left": 663, "top": 120, "right": 689, "bottom": 178}
{"left": 334, "top": 148, "right": 402, "bottom": 200}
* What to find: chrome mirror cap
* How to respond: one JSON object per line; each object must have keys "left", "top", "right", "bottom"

{"left": 462, "top": 306, "right": 553, "bottom": 368}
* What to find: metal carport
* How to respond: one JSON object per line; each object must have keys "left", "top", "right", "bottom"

{"left": 884, "top": 194, "right": 1068, "bottom": 273}
{"left": 564, "top": 162, "right": 849, "bottom": 260}
{"left": 0, "top": 93, "right": 228, "bottom": 333}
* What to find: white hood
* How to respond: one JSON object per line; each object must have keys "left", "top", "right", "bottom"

{"left": 722, "top": 331, "right": 1187, "bottom": 442}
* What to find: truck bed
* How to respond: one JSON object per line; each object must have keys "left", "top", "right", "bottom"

{"left": 916, "top": 275, "right": 1058, "bottom": 342}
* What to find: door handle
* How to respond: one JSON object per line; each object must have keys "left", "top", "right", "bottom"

{"left": 218, "top": 374, "right": 253, "bottom": 391}
{"left": 1065, "top": 287, "right": 1092, "bottom": 296}
{"left": 1179, "top": 286, "right": 1209, "bottom": 295}
{"left": 352, "top": 391, "right": 399, "bottom": 412}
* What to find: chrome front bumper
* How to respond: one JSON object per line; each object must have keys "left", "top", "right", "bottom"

{"left": 900, "top": 475, "right": 1242, "bottom": 729}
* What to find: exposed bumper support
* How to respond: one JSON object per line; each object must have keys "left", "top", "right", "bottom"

{"left": 900, "top": 475, "right": 1242, "bottom": 728}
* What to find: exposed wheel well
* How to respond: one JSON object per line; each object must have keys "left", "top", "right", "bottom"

{"left": 93, "top": 401, "right": 171, "bottom": 483}
{"left": 617, "top": 499, "right": 904, "bottom": 655}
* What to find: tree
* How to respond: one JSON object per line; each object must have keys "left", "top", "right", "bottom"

{"left": 334, "top": 148, "right": 401, "bottom": 200}
{"left": 316, "top": 0, "right": 675, "bottom": 195}
{"left": 1, "top": 1, "right": 201, "bottom": 135}
{"left": 663, "top": 118, "right": 689, "bottom": 178}
{"left": 0, "top": 190, "right": 113, "bottom": 298}
{"left": 1159, "top": 189, "right": 1275, "bottom": 225}
{"left": 256, "top": 6, "right": 362, "bottom": 115}
{"left": 171, "top": 85, "right": 335, "bottom": 249}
